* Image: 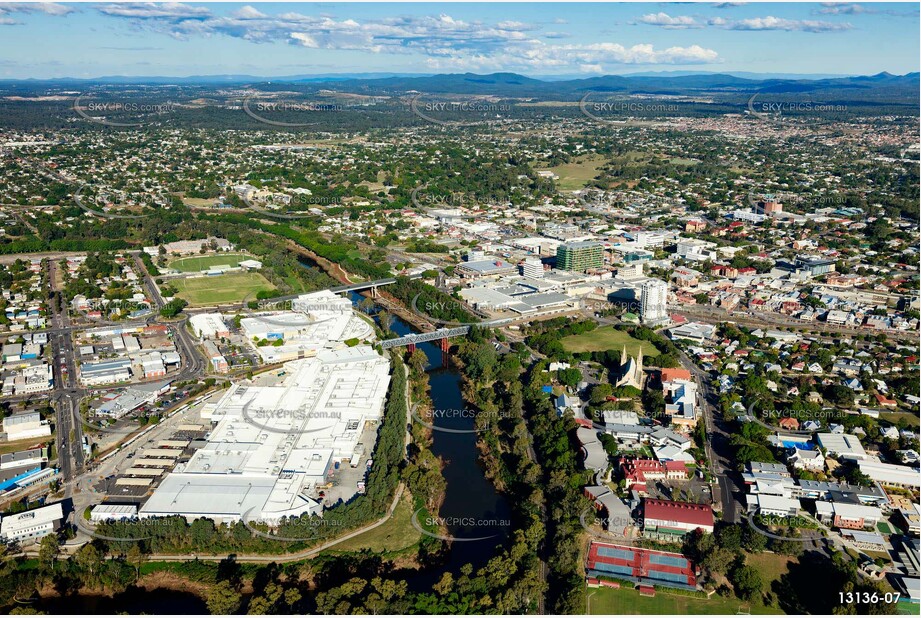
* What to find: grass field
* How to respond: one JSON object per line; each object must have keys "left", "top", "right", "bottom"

{"left": 170, "top": 271, "right": 275, "bottom": 306}
{"left": 587, "top": 585, "right": 782, "bottom": 615}
{"left": 881, "top": 411, "right": 920, "bottom": 428}
{"left": 328, "top": 491, "right": 421, "bottom": 554}
{"left": 180, "top": 197, "right": 216, "bottom": 208}
{"left": 745, "top": 552, "right": 796, "bottom": 590}
{"left": 544, "top": 154, "right": 609, "bottom": 191}
{"left": 562, "top": 326, "right": 660, "bottom": 357}
{"left": 0, "top": 436, "right": 46, "bottom": 456}
{"left": 168, "top": 253, "right": 251, "bottom": 272}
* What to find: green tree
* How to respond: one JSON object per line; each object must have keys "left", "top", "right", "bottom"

{"left": 38, "top": 534, "right": 60, "bottom": 574}
{"left": 729, "top": 562, "right": 763, "bottom": 602}
{"left": 74, "top": 543, "right": 104, "bottom": 587}
{"left": 206, "top": 580, "right": 242, "bottom": 615}
{"left": 159, "top": 298, "right": 188, "bottom": 318}
{"left": 558, "top": 367, "right": 582, "bottom": 388}
{"left": 126, "top": 544, "right": 147, "bottom": 580}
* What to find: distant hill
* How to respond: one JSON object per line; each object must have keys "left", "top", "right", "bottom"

{"left": 0, "top": 71, "right": 915, "bottom": 124}
{"left": 270, "top": 71, "right": 921, "bottom": 104}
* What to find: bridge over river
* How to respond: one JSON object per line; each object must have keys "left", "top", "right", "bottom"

{"left": 380, "top": 318, "right": 514, "bottom": 350}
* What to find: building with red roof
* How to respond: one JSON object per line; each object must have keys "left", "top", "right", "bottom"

{"left": 621, "top": 458, "right": 688, "bottom": 493}
{"left": 873, "top": 393, "right": 897, "bottom": 408}
{"left": 642, "top": 498, "right": 714, "bottom": 536}
{"left": 659, "top": 368, "right": 692, "bottom": 384}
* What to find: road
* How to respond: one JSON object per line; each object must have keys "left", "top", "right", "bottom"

{"left": 675, "top": 347, "right": 745, "bottom": 524}
{"left": 44, "top": 258, "right": 87, "bottom": 493}
{"left": 130, "top": 251, "right": 206, "bottom": 381}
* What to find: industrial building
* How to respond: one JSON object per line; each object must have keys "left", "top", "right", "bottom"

{"left": 79, "top": 358, "right": 132, "bottom": 385}
{"left": 0, "top": 502, "right": 63, "bottom": 544}
{"left": 140, "top": 345, "right": 391, "bottom": 525}
{"left": 91, "top": 504, "right": 139, "bottom": 522}
{"left": 2, "top": 411, "right": 51, "bottom": 442}
{"left": 241, "top": 290, "right": 373, "bottom": 363}
{"left": 189, "top": 313, "right": 229, "bottom": 339}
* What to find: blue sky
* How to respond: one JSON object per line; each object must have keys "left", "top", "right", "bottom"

{"left": 0, "top": 2, "right": 917, "bottom": 79}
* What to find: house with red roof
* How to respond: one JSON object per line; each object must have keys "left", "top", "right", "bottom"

{"left": 874, "top": 393, "right": 897, "bottom": 408}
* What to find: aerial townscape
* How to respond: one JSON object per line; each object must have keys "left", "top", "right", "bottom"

{"left": 0, "top": 1, "right": 918, "bottom": 617}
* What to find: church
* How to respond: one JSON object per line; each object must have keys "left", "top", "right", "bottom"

{"left": 614, "top": 345, "right": 644, "bottom": 390}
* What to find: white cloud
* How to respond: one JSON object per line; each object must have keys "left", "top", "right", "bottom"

{"left": 97, "top": 3, "right": 211, "bottom": 20}
{"left": 818, "top": 3, "right": 866, "bottom": 15}
{"left": 723, "top": 16, "right": 853, "bottom": 32}
{"left": 90, "top": 7, "right": 721, "bottom": 71}
{"left": 32, "top": 3, "right": 73, "bottom": 16}
{"left": 638, "top": 12, "right": 702, "bottom": 29}
{"left": 0, "top": 2, "right": 74, "bottom": 19}
{"left": 232, "top": 6, "right": 268, "bottom": 20}
{"left": 289, "top": 32, "right": 319, "bottom": 48}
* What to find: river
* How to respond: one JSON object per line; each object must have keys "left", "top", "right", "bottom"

{"left": 382, "top": 306, "right": 512, "bottom": 589}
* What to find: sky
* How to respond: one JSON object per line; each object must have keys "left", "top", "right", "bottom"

{"left": 0, "top": 2, "right": 918, "bottom": 79}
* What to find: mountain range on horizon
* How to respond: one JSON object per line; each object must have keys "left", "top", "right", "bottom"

{"left": 1, "top": 70, "right": 917, "bottom": 109}
{"left": 1, "top": 70, "right": 916, "bottom": 87}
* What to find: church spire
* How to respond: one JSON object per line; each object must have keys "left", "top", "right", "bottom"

{"left": 636, "top": 346, "right": 644, "bottom": 386}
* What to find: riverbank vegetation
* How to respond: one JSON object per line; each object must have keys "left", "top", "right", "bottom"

{"left": 386, "top": 277, "right": 478, "bottom": 324}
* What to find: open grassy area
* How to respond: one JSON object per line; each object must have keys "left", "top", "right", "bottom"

{"left": 170, "top": 271, "right": 275, "bottom": 306}
{"left": 168, "top": 253, "right": 252, "bottom": 272}
{"left": 561, "top": 326, "right": 660, "bottom": 357}
{"left": 0, "top": 436, "right": 47, "bottom": 456}
{"left": 544, "top": 154, "right": 609, "bottom": 191}
{"left": 180, "top": 197, "right": 216, "bottom": 208}
{"left": 328, "top": 491, "right": 421, "bottom": 554}
{"left": 745, "top": 552, "right": 796, "bottom": 590}
{"left": 587, "top": 585, "right": 782, "bottom": 615}
{"left": 881, "top": 411, "right": 920, "bottom": 428}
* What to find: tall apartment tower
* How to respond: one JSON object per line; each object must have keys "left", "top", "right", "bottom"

{"left": 520, "top": 257, "right": 545, "bottom": 278}
{"left": 640, "top": 279, "right": 669, "bottom": 325}
{"left": 556, "top": 241, "right": 603, "bottom": 272}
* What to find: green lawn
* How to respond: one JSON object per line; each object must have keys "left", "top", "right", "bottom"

{"left": 587, "top": 585, "right": 782, "bottom": 615}
{"left": 562, "top": 326, "right": 660, "bottom": 357}
{"left": 168, "top": 253, "right": 252, "bottom": 273}
{"left": 745, "top": 552, "right": 796, "bottom": 590}
{"left": 328, "top": 492, "right": 421, "bottom": 554}
{"left": 880, "top": 411, "right": 920, "bottom": 429}
{"left": 170, "top": 271, "right": 275, "bottom": 306}
{"left": 544, "top": 154, "right": 609, "bottom": 191}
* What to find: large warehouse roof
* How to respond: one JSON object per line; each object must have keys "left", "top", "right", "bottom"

{"left": 141, "top": 345, "right": 390, "bottom": 524}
